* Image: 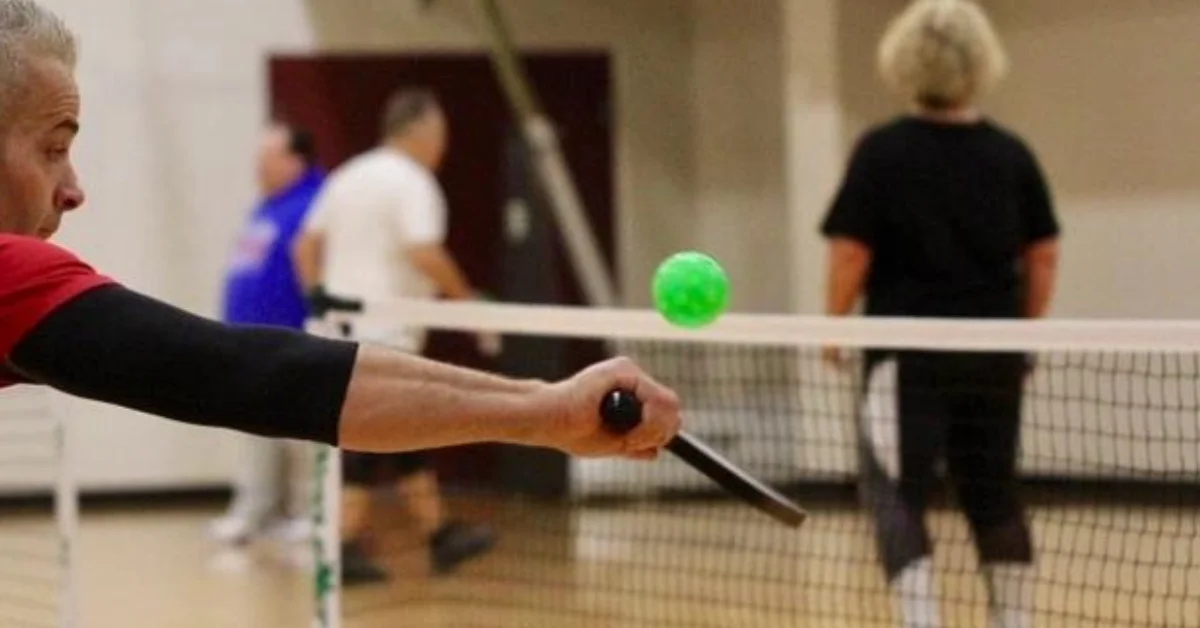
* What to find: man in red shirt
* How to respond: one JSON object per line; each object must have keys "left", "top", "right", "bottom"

{"left": 0, "top": 0, "right": 679, "bottom": 464}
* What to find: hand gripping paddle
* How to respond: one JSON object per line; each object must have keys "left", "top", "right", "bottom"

{"left": 600, "top": 389, "right": 807, "bottom": 527}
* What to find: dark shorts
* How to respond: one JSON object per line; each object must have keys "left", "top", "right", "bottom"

{"left": 342, "top": 452, "right": 430, "bottom": 486}
{"left": 328, "top": 321, "right": 432, "bottom": 487}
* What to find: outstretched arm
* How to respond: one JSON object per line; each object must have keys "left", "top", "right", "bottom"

{"left": 9, "top": 285, "right": 679, "bottom": 459}
{"left": 339, "top": 346, "right": 673, "bottom": 457}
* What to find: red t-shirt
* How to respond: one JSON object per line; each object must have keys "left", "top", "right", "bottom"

{"left": 0, "top": 234, "right": 115, "bottom": 388}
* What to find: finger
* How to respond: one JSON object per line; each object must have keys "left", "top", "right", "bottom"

{"left": 591, "top": 357, "right": 680, "bottom": 451}
{"left": 631, "top": 368, "right": 679, "bottom": 413}
{"left": 599, "top": 356, "right": 642, "bottom": 392}
{"left": 624, "top": 448, "right": 660, "bottom": 461}
{"left": 627, "top": 384, "right": 681, "bottom": 452}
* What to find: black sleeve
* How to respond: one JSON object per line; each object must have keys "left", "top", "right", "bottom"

{"left": 820, "top": 135, "right": 883, "bottom": 247}
{"left": 1019, "top": 144, "right": 1060, "bottom": 244}
{"left": 8, "top": 285, "right": 357, "bottom": 446}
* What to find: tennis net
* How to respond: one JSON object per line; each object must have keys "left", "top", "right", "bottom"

{"left": 318, "top": 300, "right": 1200, "bottom": 628}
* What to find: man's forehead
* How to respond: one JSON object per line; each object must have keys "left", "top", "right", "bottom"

{"left": 262, "top": 125, "right": 293, "bottom": 149}
{"left": 12, "top": 56, "right": 79, "bottom": 124}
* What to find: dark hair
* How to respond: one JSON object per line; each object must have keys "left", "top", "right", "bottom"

{"left": 268, "top": 116, "right": 317, "bottom": 167}
{"left": 287, "top": 127, "right": 317, "bottom": 166}
{"left": 381, "top": 87, "right": 440, "bottom": 139}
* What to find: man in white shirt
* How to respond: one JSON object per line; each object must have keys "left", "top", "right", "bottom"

{"left": 294, "top": 88, "right": 496, "bottom": 585}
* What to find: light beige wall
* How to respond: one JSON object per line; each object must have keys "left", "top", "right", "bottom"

{"left": 835, "top": 0, "right": 905, "bottom": 148}
{"left": 691, "top": 0, "right": 788, "bottom": 313}
{"left": 985, "top": 0, "right": 1200, "bottom": 318}
{"left": 783, "top": 0, "right": 850, "bottom": 315}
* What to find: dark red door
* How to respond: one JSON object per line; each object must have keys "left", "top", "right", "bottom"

{"left": 268, "top": 53, "right": 613, "bottom": 488}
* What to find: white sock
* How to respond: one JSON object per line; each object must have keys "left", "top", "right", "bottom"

{"left": 984, "top": 563, "right": 1034, "bottom": 628}
{"left": 894, "top": 557, "right": 940, "bottom": 628}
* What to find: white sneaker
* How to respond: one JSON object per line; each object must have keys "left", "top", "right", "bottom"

{"left": 208, "top": 514, "right": 263, "bottom": 545}
{"left": 267, "top": 517, "right": 314, "bottom": 544}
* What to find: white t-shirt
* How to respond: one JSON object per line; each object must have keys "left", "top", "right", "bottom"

{"left": 303, "top": 147, "right": 446, "bottom": 351}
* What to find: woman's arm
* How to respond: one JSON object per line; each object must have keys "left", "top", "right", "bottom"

{"left": 1022, "top": 238, "right": 1059, "bottom": 319}
{"left": 825, "top": 237, "right": 873, "bottom": 316}
{"left": 820, "top": 237, "right": 873, "bottom": 367}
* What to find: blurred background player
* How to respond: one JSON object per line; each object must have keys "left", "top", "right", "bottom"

{"left": 820, "top": 1, "right": 1060, "bottom": 627}
{"left": 209, "top": 119, "right": 324, "bottom": 545}
{"left": 293, "top": 87, "right": 498, "bottom": 585}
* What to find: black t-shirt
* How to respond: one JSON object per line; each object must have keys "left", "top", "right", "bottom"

{"left": 821, "top": 116, "right": 1060, "bottom": 319}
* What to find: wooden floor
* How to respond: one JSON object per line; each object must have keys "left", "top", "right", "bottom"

{"left": 2, "top": 497, "right": 1199, "bottom": 627}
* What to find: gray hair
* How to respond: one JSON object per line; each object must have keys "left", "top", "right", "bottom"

{"left": 0, "top": 0, "right": 76, "bottom": 108}
{"left": 381, "top": 87, "right": 439, "bottom": 139}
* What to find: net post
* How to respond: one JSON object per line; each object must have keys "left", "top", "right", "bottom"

{"left": 307, "top": 317, "right": 343, "bottom": 628}
{"left": 312, "top": 444, "right": 341, "bottom": 628}
{"left": 52, "top": 393, "right": 78, "bottom": 628}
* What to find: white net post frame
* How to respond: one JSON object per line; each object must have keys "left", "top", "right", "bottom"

{"left": 0, "top": 388, "right": 78, "bottom": 628}
{"left": 52, "top": 393, "right": 77, "bottom": 628}
{"left": 312, "top": 444, "right": 341, "bottom": 628}
{"left": 306, "top": 319, "right": 344, "bottom": 628}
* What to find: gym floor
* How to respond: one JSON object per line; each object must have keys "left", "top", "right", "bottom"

{"left": 6, "top": 495, "right": 1192, "bottom": 628}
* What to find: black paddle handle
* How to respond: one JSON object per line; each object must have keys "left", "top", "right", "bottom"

{"left": 599, "top": 389, "right": 645, "bottom": 434}
{"left": 598, "top": 388, "right": 807, "bottom": 528}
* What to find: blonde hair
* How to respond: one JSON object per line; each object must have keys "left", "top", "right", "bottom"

{"left": 877, "top": 0, "right": 1008, "bottom": 110}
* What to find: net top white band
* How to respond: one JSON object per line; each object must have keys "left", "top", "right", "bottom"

{"left": 326, "top": 299, "right": 1200, "bottom": 354}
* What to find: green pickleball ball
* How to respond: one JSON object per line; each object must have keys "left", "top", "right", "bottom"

{"left": 652, "top": 251, "right": 729, "bottom": 328}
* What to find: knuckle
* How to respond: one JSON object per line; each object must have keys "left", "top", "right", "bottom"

{"left": 617, "top": 357, "right": 642, "bottom": 378}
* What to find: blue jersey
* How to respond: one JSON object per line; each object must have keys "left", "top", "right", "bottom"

{"left": 221, "top": 169, "right": 323, "bottom": 328}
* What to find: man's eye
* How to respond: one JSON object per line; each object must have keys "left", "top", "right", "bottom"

{"left": 46, "top": 147, "right": 68, "bottom": 159}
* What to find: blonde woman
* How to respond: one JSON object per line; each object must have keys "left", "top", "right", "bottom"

{"left": 820, "top": 1, "right": 1060, "bottom": 627}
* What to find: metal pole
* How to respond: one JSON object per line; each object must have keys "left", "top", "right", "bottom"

{"left": 474, "top": 0, "right": 619, "bottom": 307}
{"left": 53, "top": 394, "right": 77, "bottom": 628}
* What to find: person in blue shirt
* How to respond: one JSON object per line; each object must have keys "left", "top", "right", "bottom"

{"left": 210, "top": 119, "right": 325, "bottom": 545}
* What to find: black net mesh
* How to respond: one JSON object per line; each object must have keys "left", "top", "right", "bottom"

{"left": 334, "top": 325, "right": 1200, "bottom": 628}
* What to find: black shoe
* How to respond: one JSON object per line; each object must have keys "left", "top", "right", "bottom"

{"left": 341, "top": 542, "right": 388, "bottom": 586}
{"left": 430, "top": 522, "right": 495, "bottom": 575}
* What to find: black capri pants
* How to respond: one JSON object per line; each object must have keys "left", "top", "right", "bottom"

{"left": 859, "top": 350, "right": 1033, "bottom": 580}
